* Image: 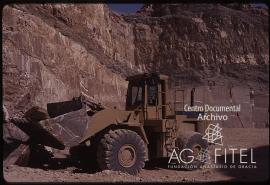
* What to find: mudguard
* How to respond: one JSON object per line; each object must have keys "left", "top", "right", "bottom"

{"left": 79, "top": 109, "right": 148, "bottom": 144}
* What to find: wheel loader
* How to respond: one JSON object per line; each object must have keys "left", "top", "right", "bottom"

{"left": 8, "top": 73, "right": 210, "bottom": 175}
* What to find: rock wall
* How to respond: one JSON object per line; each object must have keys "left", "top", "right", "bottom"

{"left": 2, "top": 4, "right": 269, "bottom": 127}
{"left": 3, "top": 4, "right": 130, "bottom": 115}
{"left": 126, "top": 4, "right": 269, "bottom": 84}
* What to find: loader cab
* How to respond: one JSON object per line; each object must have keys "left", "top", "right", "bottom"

{"left": 126, "top": 80, "right": 144, "bottom": 110}
{"left": 126, "top": 73, "right": 170, "bottom": 120}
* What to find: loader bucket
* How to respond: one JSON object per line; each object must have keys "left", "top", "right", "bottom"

{"left": 47, "top": 97, "right": 83, "bottom": 118}
{"left": 10, "top": 108, "right": 89, "bottom": 149}
{"left": 38, "top": 108, "right": 89, "bottom": 147}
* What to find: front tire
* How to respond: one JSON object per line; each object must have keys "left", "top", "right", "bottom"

{"left": 97, "top": 129, "right": 146, "bottom": 175}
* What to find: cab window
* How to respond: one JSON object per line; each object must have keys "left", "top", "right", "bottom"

{"left": 147, "top": 85, "right": 158, "bottom": 106}
{"left": 127, "top": 83, "right": 143, "bottom": 107}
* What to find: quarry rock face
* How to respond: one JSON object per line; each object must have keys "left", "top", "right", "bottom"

{"left": 2, "top": 4, "right": 269, "bottom": 127}
{"left": 127, "top": 4, "right": 269, "bottom": 80}
{"left": 3, "top": 4, "right": 129, "bottom": 115}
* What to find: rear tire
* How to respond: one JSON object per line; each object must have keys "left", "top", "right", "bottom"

{"left": 175, "top": 131, "right": 208, "bottom": 170}
{"left": 97, "top": 129, "right": 146, "bottom": 175}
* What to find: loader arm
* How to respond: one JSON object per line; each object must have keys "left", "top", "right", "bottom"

{"left": 80, "top": 109, "right": 145, "bottom": 143}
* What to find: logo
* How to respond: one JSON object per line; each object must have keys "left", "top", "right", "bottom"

{"left": 202, "top": 123, "right": 223, "bottom": 145}
{"left": 195, "top": 148, "right": 211, "bottom": 164}
{"left": 168, "top": 123, "right": 257, "bottom": 169}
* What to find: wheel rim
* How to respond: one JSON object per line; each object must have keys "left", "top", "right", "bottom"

{"left": 118, "top": 144, "right": 136, "bottom": 168}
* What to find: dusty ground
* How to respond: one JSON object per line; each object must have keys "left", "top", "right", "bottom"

{"left": 4, "top": 128, "right": 269, "bottom": 183}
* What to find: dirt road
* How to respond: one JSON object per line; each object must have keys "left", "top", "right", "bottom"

{"left": 4, "top": 128, "right": 269, "bottom": 182}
